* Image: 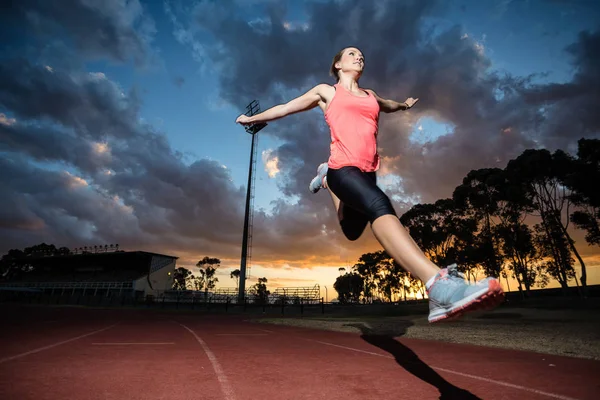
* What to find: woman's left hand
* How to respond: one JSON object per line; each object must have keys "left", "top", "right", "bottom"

{"left": 236, "top": 114, "right": 253, "bottom": 125}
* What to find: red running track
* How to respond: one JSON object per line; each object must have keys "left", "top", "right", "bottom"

{"left": 0, "top": 308, "right": 598, "bottom": 400}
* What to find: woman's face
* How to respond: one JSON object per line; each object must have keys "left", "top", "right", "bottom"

{"left": 337, "top": 47, "right": 365, "bottom": 75}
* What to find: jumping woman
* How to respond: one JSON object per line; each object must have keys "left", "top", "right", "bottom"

{"left": 236, "top": 47, "right": 504, "bottom": 322}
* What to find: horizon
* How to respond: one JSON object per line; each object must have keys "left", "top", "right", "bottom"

{"left": 1, "top": 0, "right": 599, "bottom": 301}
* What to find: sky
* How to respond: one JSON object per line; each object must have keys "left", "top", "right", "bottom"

{"left": 1, "top": 0, "right": 599, "bottom": 299}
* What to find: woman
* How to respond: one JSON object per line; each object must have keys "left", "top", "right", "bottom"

{"left": 236, "top": 47, "right": 503, "bottom": 322}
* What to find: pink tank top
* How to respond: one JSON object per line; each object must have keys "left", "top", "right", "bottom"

{"left": 325, "top": 83, "right": 380, "bottom": 172}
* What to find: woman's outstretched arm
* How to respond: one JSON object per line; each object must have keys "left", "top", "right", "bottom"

{"left": 236, "top": 84, "right": 329, "bottom": 125}
{"left": 366, "top": 89, "right": 419, "bottom": 113}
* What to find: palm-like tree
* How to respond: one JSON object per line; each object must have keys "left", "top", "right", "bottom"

{"left": 230, "top": 269, "right": 241, "bottom": 289}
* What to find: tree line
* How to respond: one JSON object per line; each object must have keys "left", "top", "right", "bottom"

{"left": 334, "top": 139, "right": 599, "bottom": 303}
{"left": 172, "top": 257, "right": 270, "bottom": 304}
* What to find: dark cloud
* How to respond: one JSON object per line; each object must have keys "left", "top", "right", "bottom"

{"left": 0, "top": 60, "right": 141, "bottom": 153}
{"left": 0, "top": 0, "right": 248, "bottom": 259}
{"left": 171, "top": 0, "right": 598, "bottom": 205}
{"left": 0, "top": 39, "right": 334, "bottom": 267}
{"left": 1, "top": 0, "right": 598, "bottom": 275}
{"left": 0, "top": 0, "right": 157, "bottom": 67}
{"left": 519, "top": 29, "right": 600, "bottom": 151}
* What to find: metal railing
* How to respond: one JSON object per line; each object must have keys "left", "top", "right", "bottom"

{"left": 0, "top": 281, "right": 133, "bottom": 289}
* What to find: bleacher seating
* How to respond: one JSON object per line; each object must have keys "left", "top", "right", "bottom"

{"left": 1, "top": 251, "right": 171, "bottom": 295}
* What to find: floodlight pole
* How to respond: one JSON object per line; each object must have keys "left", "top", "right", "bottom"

{"left": 238, "top": 100, "right": 267, "bottom": 304}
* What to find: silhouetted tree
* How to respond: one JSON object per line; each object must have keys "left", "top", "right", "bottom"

{"left": 196, "top": 257, "right": 220, "bottom": 290}
{"left": 333, "top": 272, "right": 364, "bottom": 304}
{"left": 250, "top": 277, "right": 270, "bottom": 305}
{"left": 230, "top": 269, "right": 240, "bottom": 289}
{"left": 453, "top": 168, "right": 508, "bottom": 278}
{"left": 173, "top": 267, "right": 192, "bottom": 290}
{"left": 191, "top": 275, "right": 205, "bottom": 291}
{"left": 377, "top": 256, "right": 409, "bottom": 303}
{"left": 564, "top": 139, "right": 600, "bottom": 248}
{"left": 400, "top": 199, "right": 459, "bottom": 267}
{"left": 496, "top": 222, "right": 546, "bottom": 297}
{"left": 507, "top": 149, "right": 585, "bottom": 294}
{"left": 353, "top": 252, "right": 385, "bottom": 302}
{"left": 0, "top": 243, "right": 72, "bottom": 280}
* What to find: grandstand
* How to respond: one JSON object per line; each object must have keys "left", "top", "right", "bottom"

{"left": 161, "top": 285, "right": 323, "bottom": 305}
{"left": 271, "top": 285, "right": 321, "bottom": 304}
{"left": 0, "top": 251, "right": 177, "bottom": 300}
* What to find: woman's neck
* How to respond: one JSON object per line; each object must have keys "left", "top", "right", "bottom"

{"left": 338, "top": 75, "right": 360, "bottom": 91}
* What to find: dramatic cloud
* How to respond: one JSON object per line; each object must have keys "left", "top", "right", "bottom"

{"left": 520, "top": 29, "right": 600, "bottom": 150}
{"left": 179, "top": 1, "right": 598, "bottom": 202}
{"left": 1, "top": 0, "right": 598, "bottom": 280}
{"left": 0, "top": 0, "right": 157, "bottom": 67}
{"left": 159, "top": 0, "right": 600, "bottom": 270}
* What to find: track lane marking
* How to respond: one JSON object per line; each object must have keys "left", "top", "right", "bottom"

{"left": 0, "top": 325, "right": 117, "bottom": 364}
{"left": 180, "top": 323, "right": 236, "bottom": 400}
{"left": 309, "top": 339, "right": 581, "bottom": 400}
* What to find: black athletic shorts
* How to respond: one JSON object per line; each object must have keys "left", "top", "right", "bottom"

{"left": 326, "top": 166, "right": 397, "bottom": 241}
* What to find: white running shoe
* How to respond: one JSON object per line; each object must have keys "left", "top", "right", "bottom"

{"left": 309, "top": 162, "right": 328, "bottom": 193}
{"left": 427, "top": 264, "right": 504, "bottom": 323}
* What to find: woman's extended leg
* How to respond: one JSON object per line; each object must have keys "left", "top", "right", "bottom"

{"left": 371, "top": 215, "right": 439, "bottom": 283}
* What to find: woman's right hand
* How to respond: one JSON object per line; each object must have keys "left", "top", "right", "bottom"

{"left": 235, "top": 114, "right": 253, "bottom": 126}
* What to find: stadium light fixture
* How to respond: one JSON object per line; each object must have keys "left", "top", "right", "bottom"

{"left": 239, "top": 100, "right": 267, "bottom": 304}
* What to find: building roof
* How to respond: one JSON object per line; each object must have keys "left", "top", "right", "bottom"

{"left": 6, "top": 251, "right": 177, "bottom": 280}
{"left": 22, "top": 250, "right": 179, "bottom": 262}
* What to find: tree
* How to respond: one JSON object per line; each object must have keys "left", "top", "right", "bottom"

{"left": 333, "top": 272, "right": 364, "bottom": 304}
{"left": 0, "top": 243, "right": 72, "bottom": 280}
{"left": 496, "top": 222, "right": 546, "bottom": 297}
{"left": 230, "top": 269, "right": 240, "bottom": 289}
{"left": 173, "top": 267, "right": 192, "bottom": 290}
{"left": 352, "top": 252, "right": 383, "bottom": 302}
{"left": 377, "top": 257, "right": 409, "bottom": 303}
{"left": 564, "top": 139, "right": 600, "bottom": 247}
{"left": 250, "top": 277, "right": 270, "bottom": 305}
{"left": 0, "top": 249, "right": 29, "bottom": 280}
{"left": 191, "top": 275, "right": 205, "bottom": 291}
{"left": 534, "top": 220, "right": 575, "bottom": 291}
{"left": 196, "top": 257, "right": 220, "bottom": 292}
{"left": 453, "top": 169, "right": 509, "bottom": 278}
{"left": 451, "top": 217, "right": 482, "bottom": 282}
{"left": 507, "top": 149, "right": 586, "bottom": 294}
{"left": 400, "top": 200, "right": 454, "bottom": 266}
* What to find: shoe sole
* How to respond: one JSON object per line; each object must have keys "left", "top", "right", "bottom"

{"left": 440, "top": 293, "right": 503, "bottom": 322}
{"left": 309, "top": 176, "right": 322, "bottom": 193}
{"left": 428, "top": 279, "right": 505, "bottom": 323}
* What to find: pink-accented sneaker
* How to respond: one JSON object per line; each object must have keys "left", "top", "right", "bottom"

{"left": 309, "top": 162, "right": 328, "bottom": 193}
{"left": 427, "top": 264, "right": 504, "bottom": 323}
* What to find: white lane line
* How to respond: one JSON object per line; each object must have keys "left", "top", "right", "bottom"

{"left": 252, "top": 328, "right": 275, "bottom": 333}
{"left": 309, "top": 340, "right": 581, "bottom": 400}
{"left": 0, "top": 325, "right": 117, "bottom": 364}
{"left": 92, "top": 342, "right": 175, "bottom": 345}
{"left": 215, "top": 333, "right": 268, "bottom": 336}
{"left": 180, "top": 324, "right": 236, "bottom": 400}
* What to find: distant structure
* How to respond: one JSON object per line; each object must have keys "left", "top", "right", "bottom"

{"left": 71, "top": 244, "right": 121, "bottom": 254}
{"left": 239, "top": 100, "right": 267, "bottom": 303}
{"left": 0, "top": 250, "right": 177, "bottom": 299}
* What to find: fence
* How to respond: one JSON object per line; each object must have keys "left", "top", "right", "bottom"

{"left": 0, "top": 284, "right": 326, "bottom": 316}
